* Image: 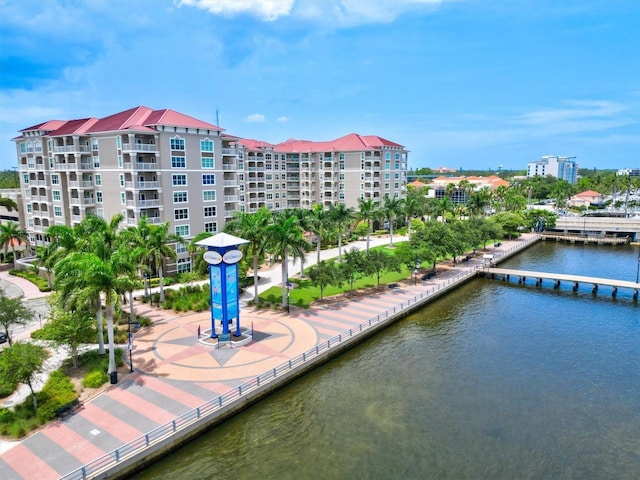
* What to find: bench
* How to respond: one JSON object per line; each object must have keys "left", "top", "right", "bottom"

{"left": 56, "top": 398, "right": 83, "bottom": 420}
{"left": 388, "top": 283, "right": 400, "bottom": 290}
{"left": 422, "top": 271, "right": 436, "bottom": 281}
{"left": 495, "top": 242, "right": 502, "bottom": 247}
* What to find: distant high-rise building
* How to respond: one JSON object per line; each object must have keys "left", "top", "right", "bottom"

{"left": 526, "top": 155, "right": 578, "bottom": 184}
{"left": 14, "top": 106, "right": 408, "bottom": 274}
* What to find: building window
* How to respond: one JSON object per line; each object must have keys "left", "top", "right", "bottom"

{"left": 116, "top": 136, "right": 122, "bottom": 149}
{"left": 339, "top": 153, "right": 345, "bottom": 160}
{"left": 97, "top": 208, "right": 105, "bottom": 218}
{"left": 171, "top": 156, "right": 186, "bottom": 168}
{"left": 95, "top": 174, "right": 102, "bottom": 186}
{"left": 204, "top": 206, "right": 216, "bottom": 217}
{"left": 385, "top": 173, "right": 390, "bottom": 180}
{"left": 54, "top": 206, "right": 62, "bottom": 217}
{"left": 20, "top": 143, "right": 26, "bottom": 154}
{"left": 22, "top": 174, "right": 29, "bottom": 184}
{"left": 121, "top": 193, "right": 126, "bottom": 205}
{"left": 51, "top": 174, "right": 59, "bottom": 185}
{"left": 173, "top": 191, "right": 188, "bottom": 203}
{"left": 118, "top": 155, "right": 123, "bottom": 168}
{"left": 203, "top": 190, "right": 216, "bottom": 202}
{"left": 174, "top": 208, "right": 189, "bottom": 220}
{"left": 52, "top": 190, "right": 61, "bottom": 201}
{"left": 96, "top": 192, "right": 103, "bottom": 203}
{"left": 170, "top": 137, "right": 185, "bottom": 151}
{"left": 172, "top": 174, "right": 187, "bottom": 186}
{"left": 204, "top": 222, "right": 217, "bottom": 233}
{"left": 177, "top": 258, "right": 191, "bottom": 273}
{"left": 201, "top": 157, "right": 215, "bottom": 169}
{"left": 92, "top": 138, "right": 99, "bottom": 151}
{"left": 26, "top": 204, "right": 32, "bottom": 213}
{"left": 176, "top": 243, "right": 187, "bottom": 254}
{"left": 119, "top": 174, "right": 124, "bottom": 187}
{"left": 202, "top": 174, "right": 215, "bottom": 185}
{"left": 175, "top": 225, "right": 190, "bottom": 237}
{"left": 200, "top": 139, "right": 214, "bottom": 152}
{"left": 267, "top": 193, "right": 273, "bottom": 200}
{"left": 93, "top": 156, "right": 100, "bottom": 168}
{"left": 385, "top": 183, "right": 390, "bottom": 190}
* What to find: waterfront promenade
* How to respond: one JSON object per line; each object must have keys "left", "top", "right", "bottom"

{"left": 0, "top": 234, "right": 537, "bottom": 479}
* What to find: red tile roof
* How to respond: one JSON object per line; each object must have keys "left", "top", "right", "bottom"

{"left": 264, "top": 133, "right": 405, "bottom": 154}
{"left": 20, "top": 120, "right": 67, "bottom": 133}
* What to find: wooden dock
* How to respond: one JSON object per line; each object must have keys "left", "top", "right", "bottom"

{"left": 540, "top": 233, "right": 629, "bottom": 245}
{"left": 481, "top": 267, "right": 640, "bottom": 299}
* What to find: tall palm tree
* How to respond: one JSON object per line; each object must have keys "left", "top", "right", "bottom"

{"left": 382, "top": 196, "right": 404, "bottom": 246}
{"left": 357, "top": 198, "right": 380, "bottom": 253}
{"left": 328, "top": 203, "right": 354, "bottom": 262}
{"left": 224, "top": 207, "right": 271, "bottom": 301}
{"left": 49, "top": 214, "right": 125, "bottom": 355}
{"left": 265, "top": 213, "right": 309, "bottom": 309}
{"left": 308, "top": 204, "right": 330, "bottom": 265}
{"left": 55, "top": 245, "right": 134, "bottom": 379}
{"left": 401, "top": 193, "right": 423, "bottom": 238}
{"left": 146, "top": 222, "right": 184, "bottom": 303}
{"left": 0, "top": 221, "right": 29, "bottom": 268}
{"left": 123, "top": 216, "right": 154, "bottom": 301}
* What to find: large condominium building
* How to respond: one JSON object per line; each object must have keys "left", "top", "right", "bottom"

{"left": 14, "top": 106, "right": 408, "bottom": 274}
{"left": 526, "top": 155, "right": 578, "bottom": 184}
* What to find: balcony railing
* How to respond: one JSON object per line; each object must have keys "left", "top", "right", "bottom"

{"left": 224, "top": 195, "right": 238, "bottom": 202}
{"left": 123, "top": 162, "right": 159, "bottom": 170}
{"left": 221, "top": 148, "right": 239, "bottom": 156}
{"left": 126, "top": 199, "right": 161, "bottom": 208}
{"left": 122, "top": 143, "right": 158, "bottom": 153}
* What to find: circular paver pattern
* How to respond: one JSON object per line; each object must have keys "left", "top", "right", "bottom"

{"left": 131, "top": 309, "right": 318, "bottom": 382}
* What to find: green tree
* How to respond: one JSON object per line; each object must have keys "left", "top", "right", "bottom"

{"left": 340, "top": 247, "right": 367, "bottom": 292}
{"left": 365, "top": 250, "right": 402, "bottom": 287}
{"left": 266, "top": 213, "right": 309, "bottom": 309}
{"left": 382, "top": 196, "right": 405, "bottom": 246}
{"left": 493, "top": 211, "right": 526, "bottom": 239}
{"left": 357, "top": 198, "right": 380, "bottom": 253}
{"left": 0, "top": 342, "right": 48, "bottom": 411}
{"left": 0, "top": 194, "right": 18, "bottom": 211}
{"left": 307, "top": 260, "right": 339, "bottom": 300}
{"left": 147, "top": 222, "right": 183, "bottom": 303}
{"left": 0, "top": 221, "right": 29, "bottom": 268}
{"left": 328, "top": 203, "right": 354, "bottom": 262}
{"left": 55, "top": 244, "right": 134, "bottom": 379}
{"left": 225, "top": 207, "right": 272, "bottom": 301}
{"left": 40, "top": 296, "right": 96, "bottom": 368}
{"left": 308, "top": 204, "right": 331, "bottom": 264}
{"left": 0, "top": 289, "right": 34, "bottom": 346}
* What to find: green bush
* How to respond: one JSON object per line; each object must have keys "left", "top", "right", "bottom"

{"left": 9, "top": 269, "right": 51, "bottom": 292}
{"left": 36, "top": 370, "right": 77, "bottom": 423}
{"left": 0, "top": 375, "right": 18, "bottom": 398}
{"left": 83, "top": 370, "right": 108, "bottom": 388}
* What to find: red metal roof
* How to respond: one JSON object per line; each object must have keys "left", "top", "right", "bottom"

{"left": 20, "top": 120, "right": 67, "bottom": 133}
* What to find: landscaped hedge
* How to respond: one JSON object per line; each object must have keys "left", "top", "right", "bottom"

{"left": 9, "top": 269, "right": 51, "bottom": 292}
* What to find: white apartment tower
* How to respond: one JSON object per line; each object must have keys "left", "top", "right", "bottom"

{"left": 14, "top": 106, "right": 408, "bottom": 274}
{"left": 526, "top": 155, "right": 578, "bottom": 184}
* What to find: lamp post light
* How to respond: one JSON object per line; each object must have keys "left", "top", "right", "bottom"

{"left": 38, "top": 313, "right": 42, "bottom": 329}
{"left": 636, "top": 256, "right": 640, "bottom": 284}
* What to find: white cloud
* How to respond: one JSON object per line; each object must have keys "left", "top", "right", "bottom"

{"left": 245, "top": 113, "right": 266, "bottom": 122}
{"left": 177, "top": 0, "right": 294, "bottom": 21}
{"left": 177, "top": 0, "right": 447, "bottom": 25}
{"left": 276, "top": 116, "right": 289, "bottom": 122}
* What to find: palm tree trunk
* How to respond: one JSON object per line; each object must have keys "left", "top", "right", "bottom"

{"left": 128, "top": 290, "right": 135, "bottom": 324}
{"left": 338, "top": 226, "right": 343, "bottom": 262}
{"left": 12, "top": 246, "right": 17, "bottom": 269}
{"left": 253, "top": 254, "right": 259, "bottom": 301}
{"left": 281, "top": 249, "right": 289, "bottom": 308}
{"left": 96, "top": 297, "right": 105, "bottom": 355}
{"left": 158, "top": 265, "right": 165, "bottom": 303}
{"left": 106, "top": 298, "right": 116, "bottom": 375}
{"left": 299, "top": 255, "right": 305, "bottom": 277}
{"left": 389, "top": 220, "right": 395, "bottom": 246}
{"left": 316, "top": 240, "right": 321, "bottom": 264}
{"left": 366, "top": 220, "right": 371, "bottom": 253}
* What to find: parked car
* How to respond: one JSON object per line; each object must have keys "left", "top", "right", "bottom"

{"left": 0, "top": 332, "right": 6, "bottom": 344}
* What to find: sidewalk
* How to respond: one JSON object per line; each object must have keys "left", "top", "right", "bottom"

{"left": 0, "top": 235, "right": 528, "bottom": 479}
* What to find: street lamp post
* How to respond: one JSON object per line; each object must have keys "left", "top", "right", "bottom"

{"left": 127, "top": 321, "right": 139, "bottom": 373}
{"left": 38, "top": 313, "right": 42, "bottom": 329}
{"left": 636, "top": 256, "right": 640, "bottom": 284}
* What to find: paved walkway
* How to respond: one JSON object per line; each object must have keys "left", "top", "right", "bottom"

{"left": 0, "top": 236, "right": 529, "bottom": 479}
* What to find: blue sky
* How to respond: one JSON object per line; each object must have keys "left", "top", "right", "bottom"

{"left": 1, "top": 0, "right": 638, "bottom": 172}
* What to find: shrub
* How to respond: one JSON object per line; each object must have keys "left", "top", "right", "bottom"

{"left": 83, "top": 370, "right": 108, "bottom": 388}
{"left": 9, "top": 269, "right": 50, "bottom": 292}
{"left": 36, "top": 370, "right": 76, "bottom": 423}
{"left": 0, "top": 375, "right": 18, "bottom": 398}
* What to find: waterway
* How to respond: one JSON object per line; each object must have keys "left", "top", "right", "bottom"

{"left": 135, "top": 242, "right": 640, "bottom": 479}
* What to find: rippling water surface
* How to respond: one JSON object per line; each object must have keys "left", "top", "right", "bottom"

{"left": 136, "top": 242, "right": 640, "bottom": 479}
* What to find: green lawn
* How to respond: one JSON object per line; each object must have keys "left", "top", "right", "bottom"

{"left": 258, "top": 243, "right": 416, "bottom": 308}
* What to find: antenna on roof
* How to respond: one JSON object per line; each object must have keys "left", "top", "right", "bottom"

{"left": 216, "top": 108, "right": 219, "bottom": 126}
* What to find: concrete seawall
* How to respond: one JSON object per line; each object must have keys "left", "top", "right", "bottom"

{"left": 66, "top": 235, "right": 541, "bottom": 480}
